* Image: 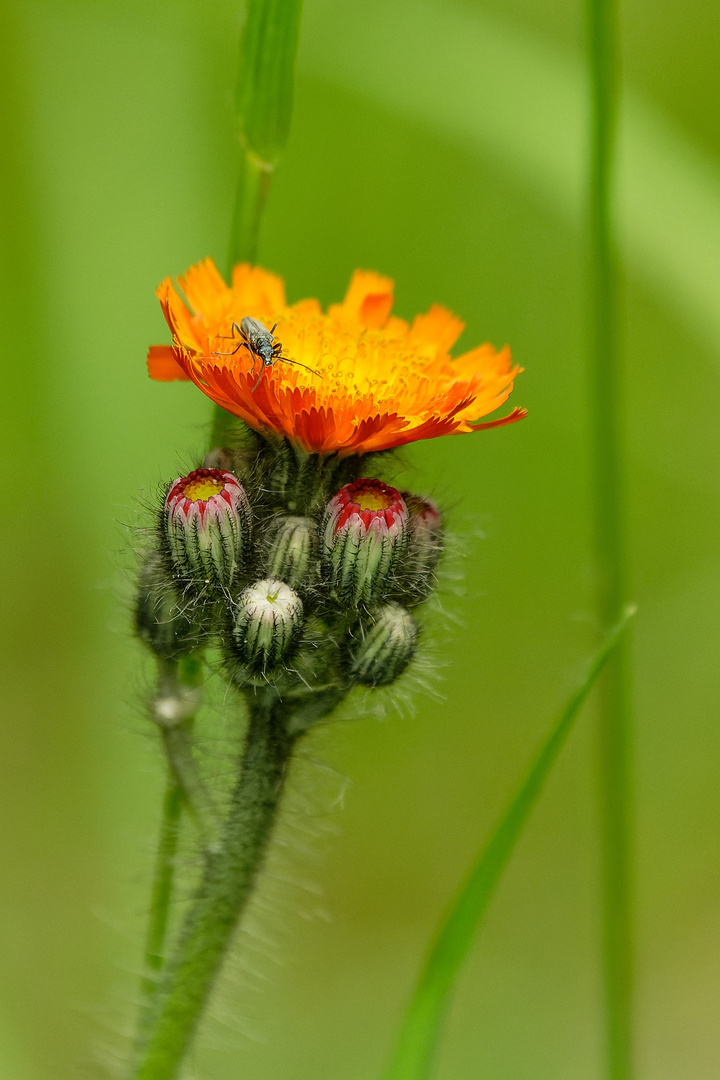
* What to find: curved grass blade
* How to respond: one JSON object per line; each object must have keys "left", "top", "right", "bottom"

{"left": 382, "top": 605, "right": 636, "bottom": 1080}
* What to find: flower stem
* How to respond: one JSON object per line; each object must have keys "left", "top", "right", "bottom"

{"left": 137, "top": 658, "right": 205, "bottom": 1038}
{"left": 587, "top": 0, "right": 633, "bottom": 1075}
{"left": 159, "top": 723, "right": 219, "bottom": 847}
{"left": 138, "top": 775, "right": 183, "bottom": 1031}
{"left": 131, "top": 699, "right": 295, "bottom": 1080}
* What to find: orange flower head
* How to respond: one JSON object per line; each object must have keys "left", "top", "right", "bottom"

{"left": 148, "top": 259, "right": 526, "bottom": 456}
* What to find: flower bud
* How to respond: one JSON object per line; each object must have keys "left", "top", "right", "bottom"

{"left": 232, "top": 578, "right": 303, "bottom": 672}
{"left": 347, "top": 603, "right": 419, "bottom": 687}
{"left": 135, "top": 551, "right": 199, "bottom": 659}
{"left": 403, "top": 495, "right": 444, "bottom": 601}
{"left": 321, "top": 478, "right": 408, "bottom": 605}
{"left": 164, "top": 468, "right": 251, "bottom": 591}
{"left": 266, "top": 516, "right": 317, "bottom": 589}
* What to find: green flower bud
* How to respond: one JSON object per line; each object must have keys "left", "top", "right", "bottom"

{"left": 321, "top": 478, "right": 408, "bottom": 606}
{"left": 134, "top": 551, "right": 198, "bottom": 660}
{"left": 232, "top": 578, "right": 303, "bottom": 672}
{"left": 266, "top": 516, "right": 317, "bottom": 589}
{"left": 164, "top": 468, "right": 251, "bottom": 592}
{"left": 348, "top": 603, "right": 419, "bottom": 687}
{"left": 403, "top": 494, "right": 444, "bottom": 602}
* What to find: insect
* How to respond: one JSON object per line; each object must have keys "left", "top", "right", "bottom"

{"left": 216, "top": 317, "right": 321, "bottom": 393}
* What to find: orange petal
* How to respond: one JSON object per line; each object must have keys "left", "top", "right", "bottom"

{"left": 147, "top": 345, "right": 190, "bottom": 381}
{"left": 410, "top": 305, "right": 465, "bottom": 352}
{"left": 178, "top": 258, "right": 231, "bottom": 319}
{"left": 338, "top": 269, "right": 394, "bottom": 321}
{"left": 231, "top": 263, "right": 286, "bottom": 313}
{"left": 468, "top": 407, "right": 528, "bottom": 430}
{"left": 359, "top": 291, "right": 394, "bottom": 328}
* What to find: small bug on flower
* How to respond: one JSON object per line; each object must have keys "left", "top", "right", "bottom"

{"left": 216, "top": 317, "right": 321, "bottom": 392}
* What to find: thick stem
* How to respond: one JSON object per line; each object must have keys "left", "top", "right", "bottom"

{"left": 588, "top": 0, "right": 633, "bottom": 1075}
{"left": 131, "top": 700, "right": 294, "bottom": 1080}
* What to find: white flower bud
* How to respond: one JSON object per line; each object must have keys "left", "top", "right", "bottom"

{"left": 232, "top": 578, "right": 303, "bottom": 672}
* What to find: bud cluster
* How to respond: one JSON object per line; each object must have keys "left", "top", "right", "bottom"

{"left": 137, "top": 452, "right": 444, "bottom": 707}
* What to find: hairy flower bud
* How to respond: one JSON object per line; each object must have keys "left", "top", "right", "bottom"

{"left": 232, "top": 579, "right": 303, "bottom": 672}
{"left": 403, "top": 495, "right": 444, "bottom": 602}
{"left": 266, "top": 516, "right": 317, "bottom": 589}
{"left": 347, "top": 603, "right": 419, "bottom": 687}
{"left": 135, "top": 551, "right": 199, "bottom": 659}
{"left": 164, "top": 468, "right": 251, "bottom": 591}
{"left": 321, "top": 478, "right": 408, "bottom": 605}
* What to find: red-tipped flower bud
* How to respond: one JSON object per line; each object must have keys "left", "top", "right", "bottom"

{"left": 232, "top": 578, "right": 303, "bottom": 672}
{"left": 348, "top": 603, "right": 419, "bottom": 687}
{"left": 403, "top": 495, "right": 444, "bottom": 601}
{"left": 321, "top": 478, "right": 408, "bottom": 605}
{"left": 266, "top": 516, "right": 317, "bottom": 589}
{"left": 164, "top": 468, "right": 251, "bottom": 591}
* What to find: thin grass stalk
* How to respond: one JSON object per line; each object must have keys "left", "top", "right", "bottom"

{"left": 382, "top": 607, "right": 635, "bottom": 1080}
{"left": 587, "top": 0, "right": 633, "bottom": 1075}
{"left": 211, "top": 0, "right": 304, "bottom": 450}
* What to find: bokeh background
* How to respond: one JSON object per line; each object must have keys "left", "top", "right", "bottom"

{"left": 2, "top": 0, "right": 720, "bottom": 1076}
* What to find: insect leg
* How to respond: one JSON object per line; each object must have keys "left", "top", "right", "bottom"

{"left": 213, "top": 338, "right": 252, "bottom": 358}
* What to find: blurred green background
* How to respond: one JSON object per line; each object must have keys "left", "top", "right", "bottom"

{"left": 2, "top": 0, "right": 719, "bottom": 1076}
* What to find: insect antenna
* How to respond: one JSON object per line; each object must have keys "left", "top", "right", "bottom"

{"left": 279, "top": 355, "right": 323, "bottom": 379}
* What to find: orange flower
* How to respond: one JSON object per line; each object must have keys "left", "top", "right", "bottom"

{"left": 148, "top": 259, "right": 526, "bottom": 456}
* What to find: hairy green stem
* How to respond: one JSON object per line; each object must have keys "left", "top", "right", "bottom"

{"left": 588, "top": 0, "right": 633, "bottom": 1075}
{"left": 137, "top": 658, "right": 205, "bottom": 1037}
{"left": 131, "top": 700, "right": 295, "bottom": 1080}
{"left": 159, "top": 724, "right": 219, "bottom": 847}
{"left": 137, "top": 776, "right": 183, "bottom": 1036}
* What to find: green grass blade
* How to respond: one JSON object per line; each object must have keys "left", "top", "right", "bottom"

{"left": 227, "top": 0, "right": 304, "bottom": 269}
{"left": 382, "top": 605, "right": 636, "bottom": 1080}
{"left": 219, "top": 0, "right": 304, "bottom": 442}
{"left": 237, "top": 0, "right": 304, "bottom": 166}
{"left": 587, "top": 0, "right": 633, "bottom": 1074}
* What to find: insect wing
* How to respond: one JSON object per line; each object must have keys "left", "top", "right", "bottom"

{"left": 240, "top": 317, "right": 273, "bottom": 348}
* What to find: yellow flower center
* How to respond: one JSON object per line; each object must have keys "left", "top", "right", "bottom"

{"left": 355, "top": 490, "right": 392, "bottom": 511}
{"left": 184, "top": 476, "right": 225, "bottom": 501}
